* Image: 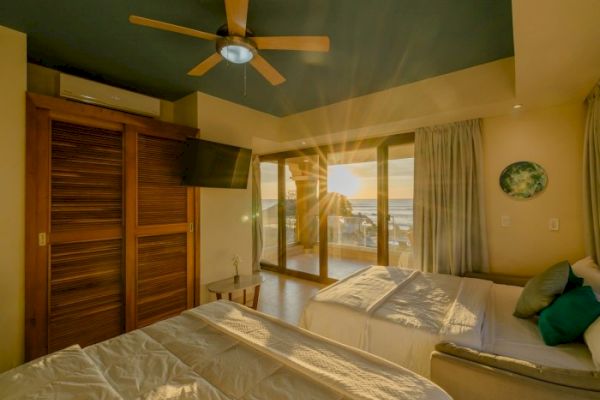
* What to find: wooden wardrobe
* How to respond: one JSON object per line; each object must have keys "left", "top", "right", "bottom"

{"left": 25, "top": 93, "right": 200, "bottom": 360}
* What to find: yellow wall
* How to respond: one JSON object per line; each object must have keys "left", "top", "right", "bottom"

{"left": 513, "top": 0, "right": 600, "bottom": 108}
{"left": 0, "top": 26, "right": 27, "bottom": 372}
{"left": 482, "top": 102, "right": 586, "bottom": 276}
{"left": 196, "top": 89, "right": 585, "bottom": 283}
{"left": 275, "top": 58, "right": 515, "bottom": 146}
{"left": 174, "top": 92, "right": 280, "bottom": 304}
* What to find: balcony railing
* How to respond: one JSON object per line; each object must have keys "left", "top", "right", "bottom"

{"left": 262, "top": 215, "right": 414, "bottom": 268}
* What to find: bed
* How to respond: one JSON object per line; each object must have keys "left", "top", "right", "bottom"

{"left": 300, "top": 266, "right": 600, "bottom": 399}
{"left": 0, "top": 300, "right": 450, "bottom": 400}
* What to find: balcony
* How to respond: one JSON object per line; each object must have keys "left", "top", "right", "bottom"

{"left": 261, "top": 215, "right": 413, "bottom": 280}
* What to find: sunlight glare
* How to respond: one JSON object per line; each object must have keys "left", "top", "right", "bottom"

{"left": 328, "top": 165, "right": 360, "bottom": 198}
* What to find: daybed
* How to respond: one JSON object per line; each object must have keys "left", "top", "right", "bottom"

{"left": 0, "top": 300, "right": 450, "bottom": 400}
{"left": 300, "top": 266, "right": 600, "bottom": 400}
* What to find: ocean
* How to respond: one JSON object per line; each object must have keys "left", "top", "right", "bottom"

{"left": 350, "top": 198, "right": 413, "bottom": 230}
{"left": 262, "top": 198, "right": 413, "bottom": 230}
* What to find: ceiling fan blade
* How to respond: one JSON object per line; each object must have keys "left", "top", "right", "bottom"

{"left": 250, "top": 54, "right": 286, "bottom": 86}
{"left": 225, "top": 0, "right": 249, "bottom": 36}
{"left": 129, "top": 15, "right": 220, "bottom": 41}
{"left": 253, "top": 36, "right": 330, "bottom": 52}
{"left": 188, "top": 53, "right": 223, "bottom": 76}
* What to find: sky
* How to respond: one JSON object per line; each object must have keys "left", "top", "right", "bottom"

{"left": 261, "top": 157, "right": 414, "bottom": 200}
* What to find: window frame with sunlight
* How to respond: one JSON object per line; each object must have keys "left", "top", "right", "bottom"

{"left": 258, "top": 132, "right": 415, "bottom": 283}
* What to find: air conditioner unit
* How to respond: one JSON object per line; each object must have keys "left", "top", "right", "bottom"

{"left": 59, "top": 74, "right": 161, "bottom": 117}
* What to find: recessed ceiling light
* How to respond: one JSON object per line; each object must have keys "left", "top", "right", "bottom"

{"left": 513, "top": 104, "right": 523, "bottom": 109}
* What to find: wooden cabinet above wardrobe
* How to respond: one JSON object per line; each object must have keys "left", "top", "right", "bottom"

{"left": 25, "top": 93, "right": 200, "bottom": 360}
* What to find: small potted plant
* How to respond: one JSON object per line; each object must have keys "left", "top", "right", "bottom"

{"left": 232, "top": 255, "right": 241, "bottom": 284}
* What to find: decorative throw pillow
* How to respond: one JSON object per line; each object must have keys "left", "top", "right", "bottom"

{"left": 513, "top": 261, "right": 571, "bottom": 318}
{"left": 572, "top": 257, "right": 600, "bottom": 293}
{"left": 538, "top": 286, "right": 600, "bottom": 346}
{"left": 565, "top": 266, "right": 585, "bottom": 292}
{"left": 584, "top": 312, "right": 600, "bottom": 369}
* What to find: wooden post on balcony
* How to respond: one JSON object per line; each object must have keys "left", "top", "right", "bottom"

{"left": 377, "top": 144, "right": 389, "bottom": 266}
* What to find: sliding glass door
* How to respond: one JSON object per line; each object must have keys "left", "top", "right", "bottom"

{"left": 259, "top": 133, "right": 414, "bottom": 282}
{"left": 387, "top": 143, "right": 415, "bottom": 267}
{"left": 260, "top": 161, "right": 279, "bottom": 267}
{"left": 284, "top": 155, "right": 320, "bottom": 277}
{"left": 326, "top": 148, "right": 378, "bottom": 280}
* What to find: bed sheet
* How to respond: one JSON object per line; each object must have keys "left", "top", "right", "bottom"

{"left": 1, "top": 301, "right": 451, "bottom": 400}
{"left": 301, "top": 266, "right": 491, "bottom": 377}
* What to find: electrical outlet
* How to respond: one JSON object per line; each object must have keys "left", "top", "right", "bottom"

{"left": 549, "top": 218, "right": 560, "bottom": 231}
{"left": 501, "top": 216, "right": 511, "bottom": 227}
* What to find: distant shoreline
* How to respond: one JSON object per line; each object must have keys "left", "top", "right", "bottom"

{"left": 262, "top": 198, "right": 413, "bottom": 230}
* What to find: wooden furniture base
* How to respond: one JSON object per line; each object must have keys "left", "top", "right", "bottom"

{"left": 209, "top": 273, "right": 263, "bottom": 310}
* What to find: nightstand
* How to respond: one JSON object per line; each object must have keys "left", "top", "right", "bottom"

{"left": 207, "top": 273, "right": 264, "bottom": 309}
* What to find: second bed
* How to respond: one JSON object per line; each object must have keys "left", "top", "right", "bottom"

{"left": 299, "top": 266, "right": 599, "bottom": 399}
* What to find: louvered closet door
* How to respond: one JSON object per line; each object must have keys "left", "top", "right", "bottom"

{"left": 126, "top": 129, "right": 194, "bottom": 329}
{"left": 48, "top": 119, "right": 125, "bottom": 353}
{"left": 26, "top": 94, "right": 199, "bottom": 360}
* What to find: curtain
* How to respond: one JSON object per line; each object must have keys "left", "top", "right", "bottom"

{"left": 251, "top": 155, "right": 263, "bottom": 272}
{"left": 413, "top": 119, "right": 488, "bottom": 275}
{"left": 584, "top": 83, "right": 600, "bottom": 263}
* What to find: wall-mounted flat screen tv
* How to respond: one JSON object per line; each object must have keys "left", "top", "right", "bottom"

{"left": 182, "top": 138, "right": 252, "bottom": 189}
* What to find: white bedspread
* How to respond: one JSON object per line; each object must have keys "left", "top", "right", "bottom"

{"left": 300, "top": 266, "right": 492, "bottom": 377}
{"left": 0, "top": 301, "right": 450, "bottom": 400}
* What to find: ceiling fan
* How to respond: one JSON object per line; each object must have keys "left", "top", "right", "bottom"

{"left": 129, "top": 0, "right": 330, "bottom": 86}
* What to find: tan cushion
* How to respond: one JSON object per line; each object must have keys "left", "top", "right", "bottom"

{"left": 513, "top": 261, "right": 569, "bottom": 318}
{"left": 572, "top": 256, "right": 600, "bottom": 294}
{"left": 435, "top": 342, "right": 600, "bottom": 392}
{"left": 585, "top": 317, "right": 600, "bottom": 370}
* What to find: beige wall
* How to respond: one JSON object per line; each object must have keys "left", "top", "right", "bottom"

{"left": 513, "top": 0, "right": 600, "bottom": 108}
{"left": 220, "top": 91, "right": 588, "bottom": 279}
{"left": 174, "top": 92, "right": 279, "bottom": 303}
{"left": 482, "top": 102, "right": 586, "bottom": 276}
{"left": 274, "top": 58, "right": 516, "bottom": 147}
{"left": 0, "top": 25, "right": 27, "bottom": 372}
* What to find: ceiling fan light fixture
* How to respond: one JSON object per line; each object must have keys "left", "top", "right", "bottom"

{"left": 217, "top": 36, "right": 257, "bottom": 64}
{"left": 220, "top": 44, "right": 253, "bottom": 63}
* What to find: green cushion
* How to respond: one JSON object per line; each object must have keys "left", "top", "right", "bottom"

{"left": 513, "top": 261, "right": 570, "bottom": 318}
{"left": 538, "top": 286, "right": 600, "bottom": 345}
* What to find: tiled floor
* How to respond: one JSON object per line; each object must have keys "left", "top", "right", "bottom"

{"left": 256, "top": 270, "right": 326, "bottom": 325}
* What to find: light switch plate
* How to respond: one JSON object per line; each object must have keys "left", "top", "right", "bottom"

{"left": 501, "top": 216, "right": 511, "bottom": 227}
{"left": 549, "top": 218, "right": 560, "bottom": 231}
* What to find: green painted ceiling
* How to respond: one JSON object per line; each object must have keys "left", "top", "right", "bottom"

{"left": 0, "top": 0, "right": 513, "bottom": 116}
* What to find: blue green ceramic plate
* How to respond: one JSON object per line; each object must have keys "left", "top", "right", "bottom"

{"left": 499, "top": 161, "right": 547, "bottom": 199}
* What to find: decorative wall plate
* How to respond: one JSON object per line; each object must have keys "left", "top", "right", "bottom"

{"left": 499, "top": 161, "right": 547, "bottom": 199}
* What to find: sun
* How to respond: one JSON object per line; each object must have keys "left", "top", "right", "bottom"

{"left": 328, "top": 165, "right": 360, "bottom": 198}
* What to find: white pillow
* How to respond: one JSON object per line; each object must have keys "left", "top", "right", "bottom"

{"left": 572, "top": 257, "right": 600, "bottom": 293}
{"left": 584, "top": 316, "right": 600, "bottom": 370}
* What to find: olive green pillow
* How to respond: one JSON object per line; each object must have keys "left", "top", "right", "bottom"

{"left": 513, "top": 261, "right": 571, "bottom": 318}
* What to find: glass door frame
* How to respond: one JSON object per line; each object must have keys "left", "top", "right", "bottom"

{"left": 259, "top": 132, "right": 415, "bottom": 283}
